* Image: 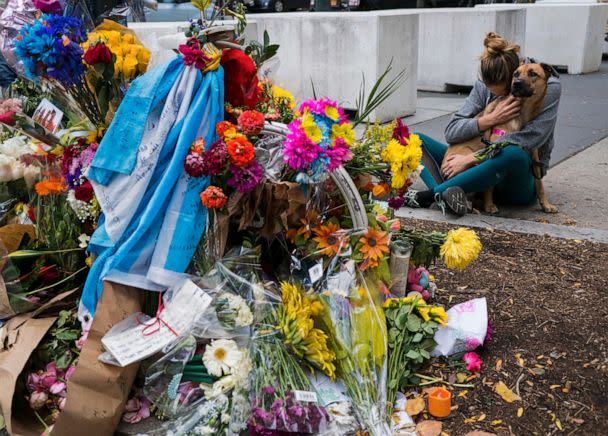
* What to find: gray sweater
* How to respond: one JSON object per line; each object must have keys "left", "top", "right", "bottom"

{"left": 444, "top": 77, "right": 561, "bottom": 175}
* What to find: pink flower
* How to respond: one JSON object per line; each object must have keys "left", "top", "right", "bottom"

{"left": 325, "top": 138, "right": 352, "bottom": 171}
{"left": 29, "top": 391, "right": 48, "bottom": 409}
{"left": 65, "top": 365, "right": 76, "bottom": 380}
{"left": 463, "top": 352, "right": 483, "bottom": 373}
{"left": 465, "top": 338, "right": 482, "bottom": 351}
{"left": 283, "top": 120, "right": 322, "bottom": 170}
{"left": 485, "top": 320, "right": 493, "bottom": 344}
{"left": 392, "top": 118, "right": 411, "bottom": 144}
{"left": 27, "top": 372, "right": 42, "bottom": 392}
{"left": 58, "top": 396, "right": 67, "bottom": 410}
{"left": 389, "top": 220, "right": 401, "bottom": 231}
{"left": 122, "top": 391, "right": 152, "bottom": 424}
{"left": 377, "top": 215, "right": 388, "bottom": 223}
{"left": 49, "top": 381, "right": 67, "bottom": 395}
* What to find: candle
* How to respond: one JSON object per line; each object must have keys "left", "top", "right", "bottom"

{"left": 428, "top": 387, "right": 452, "bottom": 418}
{"left": 389, "top": 240, "right": 412, "bottom": 297}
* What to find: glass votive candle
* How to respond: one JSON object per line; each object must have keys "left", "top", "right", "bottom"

{"left": 428, "top": 386, "right": 452, "bottom": 418}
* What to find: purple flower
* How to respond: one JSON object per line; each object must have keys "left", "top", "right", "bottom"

{"left": 261, "top": 386, "right": 275, "bottom": 396}
{"left": 202, "top": 140, "right": 228, "bottom": 176}
{"left": 283, "top": 120, "right": 322, "bottom": 170}
{"left": 326, "top": 138, "right": 352, "bottom": 171}
{"left": 388, "top": 196, "right": 405, "bottom": 209}
{"left": 465, "top": 337, "right": 482, "bottom": 351}
{"left": 227, "top": 160, "right": 264, "bottom": 193}
{"left": 33, "top": 0, "right": 63, "bottom": 14}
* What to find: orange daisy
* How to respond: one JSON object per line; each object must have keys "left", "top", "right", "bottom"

{"left": 358, "top": 227, "right": 390, "bottom": 269}
{"left": 312, "top": 222, "right": 346, "bottom": 256}
{"left": 35, "top": 177, "right": 67, "bottom": 196}
{"left": 287, "top": 211, "right": 320, "bottom": 243}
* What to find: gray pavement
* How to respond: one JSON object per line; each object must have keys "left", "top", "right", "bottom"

{"left": 402, "top": 61, "right": 608, "bottom": 236}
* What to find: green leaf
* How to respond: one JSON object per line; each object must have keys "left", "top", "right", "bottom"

{"left": 192, "top": 0, "right": 212, "bottom": 12}
{"left": 55, "top": 331, "right": 79, "bottom": 341}
{"left": 395, "top": 311, "right": 408, "bottom": 330}
{"left": 263, "top": 30, "right": 270, "bottom": 47}
{"left": 420, "top": 349, "right": 430, "bottom": 359}
{"left": 406, "top": 349, "right": 420, "bottom": 360}
{"left": 406, "top": 314, "right": 422, "bottom": 332}
{"left": 412, "top": 332, "right": 423, "bottom": 343}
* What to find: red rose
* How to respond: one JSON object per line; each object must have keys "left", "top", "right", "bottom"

{"left": 74, "top": 181, "right": 94, "bottom": 203}
{"left": 83, "top": 43, "right": 113, "bottom": 65}
{"left": 0, "top": 111, "right": 16, "bottom": 126}
{"left": 220, "top": 49, "right": 260, "bottom": 109}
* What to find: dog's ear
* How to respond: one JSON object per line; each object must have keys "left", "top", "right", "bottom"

{"left": 541, "top": 63, "right": 560, "bottom": 78}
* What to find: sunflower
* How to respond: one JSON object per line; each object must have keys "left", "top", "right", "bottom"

{"left": 358, "top": 227, "right": 390, "bottom": 269}
{"left": 312, "top": 222, "right": 346, "bottom": 256}
{"left": 440, "top": 228, "right": 482, "bottom": 270}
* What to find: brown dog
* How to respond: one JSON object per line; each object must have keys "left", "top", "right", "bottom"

{"left": 443, "top": 63, "right": 558, "bottom": 214}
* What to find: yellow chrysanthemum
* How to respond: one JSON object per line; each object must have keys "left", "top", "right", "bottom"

{"left": 324, "top": 105, "right": 340, "bottom": 121}
{"left": 381, "top": 136, "right": 423, "bottom": 189}
{"left": 417, "top": 306, "right": 431, "bottom": 322}
{"left": 331, "top": 123, "right": 356, "bottom": 146}
{"left": 440, "top": 228, "right": 482, "bottom": 271}
{"left": 301, "top": 111, "right": 322, "bottom": 143}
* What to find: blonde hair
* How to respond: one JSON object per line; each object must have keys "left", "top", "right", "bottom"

{"left": 480, "top": 32, "right": 521, "bottom": 86}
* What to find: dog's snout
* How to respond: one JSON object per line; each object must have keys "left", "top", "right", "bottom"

{"left": 512, "top": 80, "right": 524, "bottom": 89}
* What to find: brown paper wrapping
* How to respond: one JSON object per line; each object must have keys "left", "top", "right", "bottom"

{"left": 51, "top": 282, "right": 144, "bottom": 436}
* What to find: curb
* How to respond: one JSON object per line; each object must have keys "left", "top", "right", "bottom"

{"left": 394, "top": 208, "right": 608, "bottom": 244}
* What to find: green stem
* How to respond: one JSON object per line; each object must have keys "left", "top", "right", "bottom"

{"left": 414, "top": 373, "right": 475, "bottom": 388}
{"left": 6, "top": 247, "right": 84, "bottom": 259}
{"left": 24, "top": 266, "right": 88, "bottom": 296}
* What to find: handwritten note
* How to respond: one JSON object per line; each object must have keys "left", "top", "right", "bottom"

{"left": 101, "top": 280, "right": 211, "bottom": 367}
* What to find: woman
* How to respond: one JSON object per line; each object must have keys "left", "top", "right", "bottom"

{"left": 405, "top": 32, "right": 561, "bottom": 216}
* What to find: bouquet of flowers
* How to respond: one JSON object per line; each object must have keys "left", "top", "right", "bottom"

{"left": 60, "top": 136, "right": 99, "bottom": 223}
{"left": 283, "top": 98, "right": 354, "bottom": 184}
{"left": 384, "top": 296, "right": 447, "bottom": 408}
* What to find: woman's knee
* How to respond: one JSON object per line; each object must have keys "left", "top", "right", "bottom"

{"left": 496, "top": 145, "right": 531, "bottom": 167}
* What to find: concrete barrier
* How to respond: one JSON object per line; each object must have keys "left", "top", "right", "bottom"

{"left": 476, "top": 3, "right": 608, "bottom": 73}
{"left": 413, "top": 7, "right": 526, "bottom": 92}
{"left": 248, "top": 11, "right": 419, "bottom": 123}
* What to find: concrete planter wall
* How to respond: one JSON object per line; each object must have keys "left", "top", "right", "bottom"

{"left": 413, "top": 7, "right": 526, "bottom": 92}
{"left": 248, "top": 12, "right": 419, "bottom": 123}
{"left": 476, "top": 3, "right": 608, "bottom": 74}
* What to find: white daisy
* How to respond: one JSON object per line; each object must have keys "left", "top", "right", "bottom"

{"left": 202, "top": 339, "right": 242, "bottom": 377}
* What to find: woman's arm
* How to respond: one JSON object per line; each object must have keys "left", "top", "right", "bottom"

{"left": 444, "top": 81, "right": 488, "bottom": 144}
{"left": 499, "top": 80, "right": 561, "bottom": 152}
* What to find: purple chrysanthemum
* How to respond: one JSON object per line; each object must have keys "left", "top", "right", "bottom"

{"left": 388, "top": 196, "right": 405, "bottom": 209}
{"left": 227, "top": 160, "right": 264, "bottom": 193}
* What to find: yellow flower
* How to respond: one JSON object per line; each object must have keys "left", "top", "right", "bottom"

{"left": 121, "top": 33, "right": 135, "bottom": 44}
{"left": 201, "top": 43, "right": 221, "bottom": 73}
{"left": 430, "top": 306, "right": 448, "bottom": 327}
{"left": 440, "top": 228, "right": 482, "bottom": 271}
{"left": 381, "top": 137, "right": 423, "bottom": 189}
{"left": 100, "top": 30, "right": 121, "bottom": 46}
{"left": 113, "top": 56, "right": 123, "bottom": 79}
{"left": 417, "top": 306, "right": 431, "bottom": 322}
{"left": 331, "top": 123, "right": 356, "bottom": 146}
{"left": 301, "top": 111, "right": 322, "bottom": 143}
{"left": 121, "top": 55, "right": 139, "bottom": 80}
{"left": 324, "top": 105, "right": 340, "bottom": 121}
{"left": 272, "top": 86, "right": 296, "bottom": 109}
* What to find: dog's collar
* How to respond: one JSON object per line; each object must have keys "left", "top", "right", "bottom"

{"left": 492, "top": 128, "right": 507, "bottom": 137}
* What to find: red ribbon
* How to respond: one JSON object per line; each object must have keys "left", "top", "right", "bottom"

{"left": 137, "top": 292, "right": 179, "bottom": 337}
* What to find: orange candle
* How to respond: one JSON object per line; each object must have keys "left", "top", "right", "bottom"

{"left": 428, "top": 387, "right": 452, "bottom": 418}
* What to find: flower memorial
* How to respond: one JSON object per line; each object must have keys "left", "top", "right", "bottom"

{"left": 0, "top": 2, "right": 492, "bottom": 435}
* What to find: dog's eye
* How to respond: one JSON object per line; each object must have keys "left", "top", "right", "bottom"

{"left": 513, "top": 71, "right": 520, "bottom": 78}
{"left": 528, "top": 71, "right": 537, "bottom": 77}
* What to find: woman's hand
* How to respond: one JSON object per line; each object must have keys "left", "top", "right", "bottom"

{"left": 478, "top": 96, "right": 521, "bottom": 131}
{"left": 442, "top": 154, "right": 477, "bottom": 179}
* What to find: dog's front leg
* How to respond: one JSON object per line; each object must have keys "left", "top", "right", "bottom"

{"left": 483, "top": 188, "right": 499, "bottom": 214}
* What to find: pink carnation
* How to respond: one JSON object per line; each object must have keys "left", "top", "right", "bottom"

{"left": 463, "top": 352, "right": 483, "bottom": 373}
{"left": 326, "top": 138, "right": 352, "bottom": 171}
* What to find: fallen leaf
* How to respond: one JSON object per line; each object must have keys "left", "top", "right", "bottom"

{"left": 458, "top": 390, "right": 468, "bottom": 398}
{"left": 463, "top": 417, "right": 478, "bottom": 424}
{"left": 550, "top": 384, "right": 561, "bottom": 390}
{"left": 491, "top": 420, "right": 503, "bottom": 426}
{"left": 569, "top": 417, "right": 584, "bottom": 425}
{"left": 495, "top": 359, "right": 503, "bottom": 371}
{"left": 530, "top": 367, "right": 545, "bottom": 376}
{"left": 508, "top": 298, "right": 513, "bottom": 305}
{"left": 515, "top": 353, "right": 525, "bottom": 367}
{"left": 416, "top": 420, "right": 442, "bottom": 436}
{"left": 555, "top": 418, "right": 563, "bottom": 431}
{"left": 477, "top": 414, "right": 486, "bottom": 422}
{"left": 407, "top": 396, "right": 426, "bottom": 416}
{"left": 517, "top": 407, "right": 524, "bottom": 417}
{"left": 456, "top": 372, "right": 468, "bottom": 383}
{"left": 494, "top": 381, "right": 521, "bottom": 403}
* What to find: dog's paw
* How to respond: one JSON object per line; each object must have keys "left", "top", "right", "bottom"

{"left": 541, "top": 203, "right": 558, "bottom": 214}
{"left": 484, "top": 204, "right": 499, "bottom": 214}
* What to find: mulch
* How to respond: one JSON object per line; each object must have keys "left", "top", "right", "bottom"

{"left": 400, "top": 218, "right": 608, "bottom": 436}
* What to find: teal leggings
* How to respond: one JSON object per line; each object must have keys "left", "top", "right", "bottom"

{"left": 417, "top": 133, "right": 536, "bottom": 205}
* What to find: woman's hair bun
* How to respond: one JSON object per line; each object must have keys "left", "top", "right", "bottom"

{"left": 482, "top": 32, "right": 520, "bottom": 58}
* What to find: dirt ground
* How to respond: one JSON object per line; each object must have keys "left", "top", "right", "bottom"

{"left": 400, "top": 218, "right": 608, "bottom": 436}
